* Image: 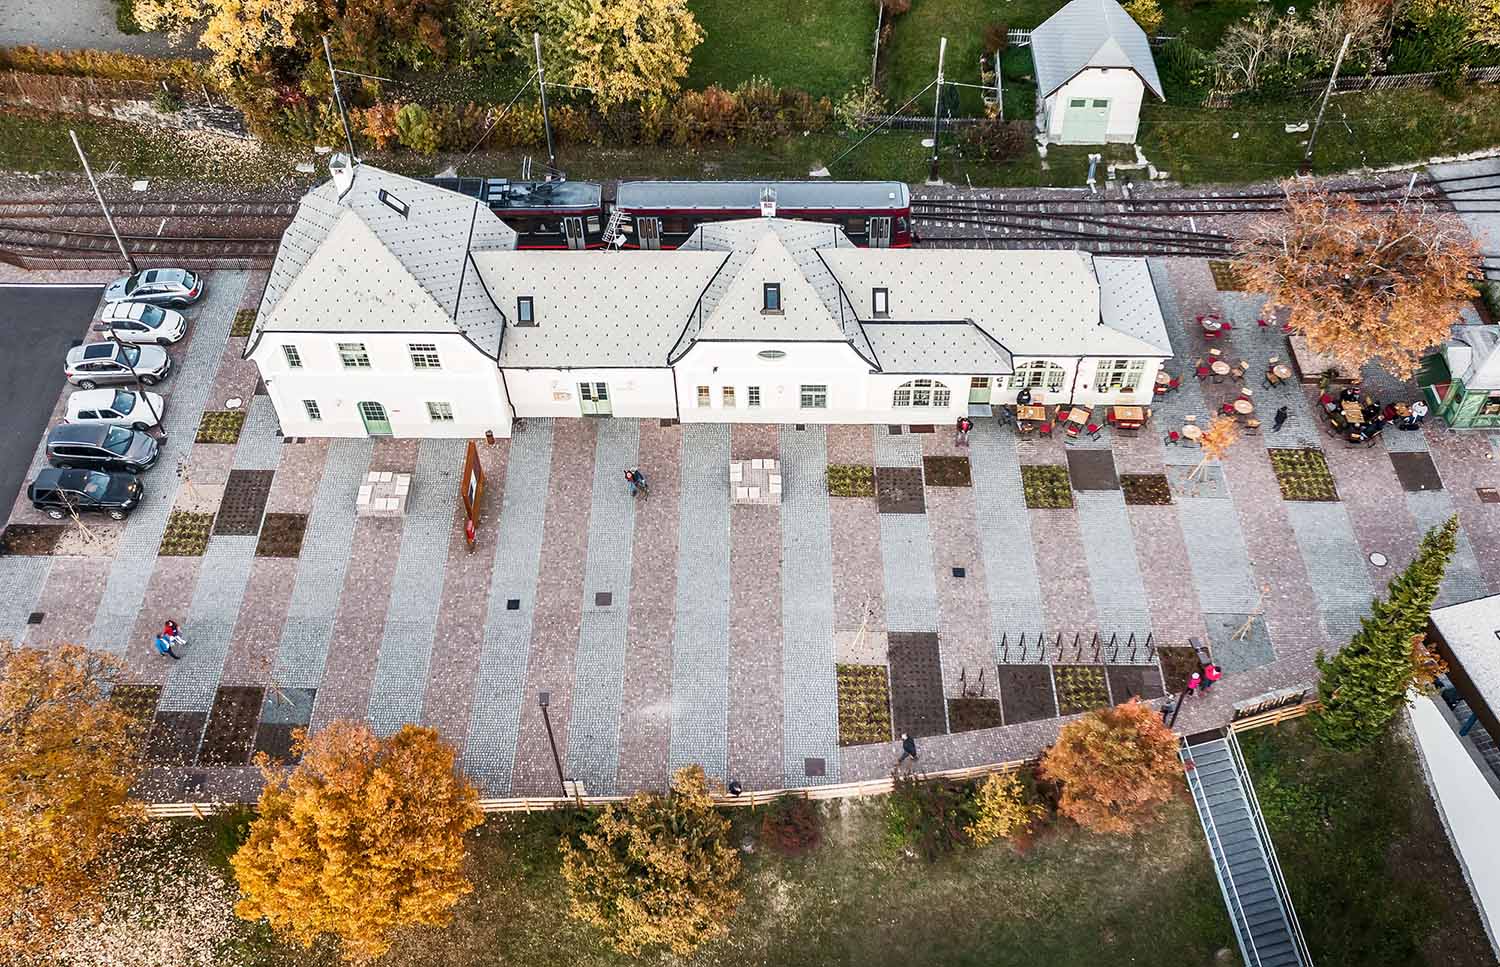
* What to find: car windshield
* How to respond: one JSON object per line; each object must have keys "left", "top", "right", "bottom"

{"left": 111, "top": 390, "right": 136, "bottom": 413}
{"left": 103, "top": 426, "right": 133, "bottom": 454}
{"left": 82, "top": 473, "right": 110, "bottom": 499}
{"left": 123, "top": 272, "right": 142, "bottom": 295}
{"left": 139, "top": 306, "right": 164, "bottom": 327}
{"left": 120, "top": 344, "right": 140, "bottom": 367}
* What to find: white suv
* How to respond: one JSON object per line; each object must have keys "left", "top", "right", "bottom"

{"left": 96, "top": 302, "right": 188, "bottom": 345}
{"left": 64, "top": 388, "right": 165, "bottom": 431}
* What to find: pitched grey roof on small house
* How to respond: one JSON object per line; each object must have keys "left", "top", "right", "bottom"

{"left": 1030, "top": 0, "right": 1165, "bottom": 100}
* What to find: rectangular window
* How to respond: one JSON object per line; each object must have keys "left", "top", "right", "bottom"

{"left": 722, "top": 386, "right": 736, "bottom": 408}
{"left": 1093, "top": 358, "right": 1147, "bottom": 392}
{"left": 800, "top": 384, "right": 827, "bottom": 409}
{"left": 282, "top": 344, "right": 302, "bottom": 369}
{"left": 872, "top": 287, "right": 889, "bottom": 317}
{"left": 763, "top": 283, "right": 782, "bottom": 313}
{"left": 302, "top": 399, "right": 321, "bottom": 421}
{"left": 517, "top": 297, "right": 535, "bottom": 326}
{"left": 747, "top": 386, "right": 761, "bottom": 408}
{"left": 1092, "top": 99, "right": 1109, "bottom": 108}
{"left": 426, "top": 401, "right": 455, "bottom": 422}
{"left": 408, "top": 342, "right": 441, "bottom": 369}
{"left": 697, "top": 385, "right": 711, "bottom": 407}
{"left": 337, "top": 342, "right": 370, "bottom": 369}
{"left": 1070, "top": 99, "right": 1087, "bottom": 108}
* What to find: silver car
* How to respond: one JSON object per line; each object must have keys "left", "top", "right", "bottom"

{"left": 104, "top": 268, "right": 204, "bottom": 308}
{"left": 95, "top": 302, "right": 189, "bottom": 344}
{"left": 64, "top": 341, "right": 171, "bottom": 388}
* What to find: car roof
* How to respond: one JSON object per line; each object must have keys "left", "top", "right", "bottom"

{"left": 76, "top": 342, "right": 119, "bottom": 360}
{"left": 103, "top": 302, "right": 153, "bottom": 320}
{"left": 32, "top": 467, "right": 96, "bottom": 488}
{"left": 47, "top": 423, "right": 113, "bottom": 445}
{"left": 67, "top": 388, "right": 131, "bottom": 411}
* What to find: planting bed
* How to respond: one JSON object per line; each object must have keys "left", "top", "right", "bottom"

{"left": 214, "top": 468, "right": 275, "bottom": 536}
{"left": 1157, "top": 646, "right": 1203, "bottom": 692}
{"left": 198, "top": 685, "right": 265, "bottom": 766}
{"left": 1105, "top": 664, "right": 1166, "bottom": 703}
{"left": 255, "top": 512, "right": 308, "bottom": 557}
{"left": 229, "top": 308, "right": 257, "bottom": 337}
{"left": 835, "top": 663, "right": 893, "bottom": 746}
{"left": 1268, "top": 448, "right": 1339, "bottom": 501}
{"left": 195, "top": 409, "right": 247, "bottom": 445}
{"left": 1021, "top": 464, "right": 1074, "bottom": 508}
{"left": 110, "top": 683, "right": 162, "bottom": 740}
{"left": 1053, "top": 664, "right": 1110, "bottom": 716}
{"left": 887, "top": 632, "right": 946, "bottom": 737}
{"left": 1065, "top": 450, "right": 1119, "bottom": 491}
{"left": 875, "top": 466, "right": 926, "bottom": 514}
{"left": 922, "top": 455, "right": 972, "bottom": 487}
{"left": 0, "top": 523, "right": 66, "bottom": 555}
{"left": 254, "top": 686, "right": 316, "bottom": 762}
{"left": 996, "top": 664, "right": 1058, "bottom": 724}
{"left": 1121, "top": 473, "right": 1174, "bottom": 505}
{"left": 159, "top": 511, "right": 214, "bottom": 555}
{"left": 946, "top": 696, "right": 1003, "bottom": 732}
{"left": 826, "top": 464, "right": 875, "bottom": 497}
{"left": 145, "top": 710, "right": 207, "bottom": 765}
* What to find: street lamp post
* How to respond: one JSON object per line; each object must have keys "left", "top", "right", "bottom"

{"left": 538, "top": 691, "right": 567, "bottom": 799}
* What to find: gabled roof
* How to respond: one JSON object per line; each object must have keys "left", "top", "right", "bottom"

{"left": 1030, "top": 0, "right": 1164, "bottom": 100}
{"left": 864, "top": 322, "right": 1013, "bottom": 374}
{"left": 1451, "top": 325, "right": 1500, "bottom": 390}
{"left": 251, "top": 160, "right": 516, "bottom": 356}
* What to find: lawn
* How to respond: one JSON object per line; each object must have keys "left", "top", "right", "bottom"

{"left": 1238, "top": 718, "right": 1495, "bottom": 967}
{"left": 685, "top": 0, "right": 878, "bottom": 98}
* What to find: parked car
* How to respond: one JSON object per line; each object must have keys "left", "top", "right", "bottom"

{"left": 104, "top": 268, "right": 203, "bottom": 308}
{"left": 64, "top": 388, "right": 165, "bottom": 431}
{"left": 27, "top": 468, "right": 143, "bottom": 521}
{"left": 95, "top": 302, "right": 188, "bottom": 345}
{"left": 64, "top": 341, "right": 171, "bottom": 388}
{"left": 45, "top": 424, "right": 159, "bottom": 473}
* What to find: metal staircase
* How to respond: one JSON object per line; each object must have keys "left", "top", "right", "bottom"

{"left": 600, "top": 209, "right": 627, "bottom": 250}
{"left": 1180, "top": 730, "right": 1313, "bottom": 967}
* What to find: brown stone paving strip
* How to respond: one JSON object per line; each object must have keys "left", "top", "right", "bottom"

{"left": 617, "top": 421, "right": 681, "bottom": 793}
{"left": 308, "top": 515, "right": 403, "bottom": 730}
{"left": 924, "top": 486, "right": 993, "bottom": 701}
{"left": 1319, "top": 430, "right": 1420, "bottom": 591}
{"left": 1125, "top": 505, "right": 1209, "bottom": 647}
{"left": 421, "top": 438, "right": 508, "bottom": 749}
{"left": 24, "top": 556, "right": 111, "bottom": 649}
{"left": 265, "top": 438, "right": 330, "bottom": 516}
{"left": 1425, "top": 430, "right": 1500, "bottom": 594}
{"left": 828, "top": 427, "right": 885, "bottom": 636}
{"left": 219, "top": 557, "right": 298, "bottom": 685}
{"left": 726, "top": 424, "right": 783, "bottom": 788}
{"left": 1027, "top": 508, "right": 1099, "bottom": 640}
{"left": 511, "top": 419, "right": 595, "bottom": 793}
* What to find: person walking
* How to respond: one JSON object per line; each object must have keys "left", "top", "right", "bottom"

{"left": 955, "top": 415, "right": 973, "bottom": 447}
{"left": 1185, "top": 670, "right": 1202, "bottom": 698}
{"left": 624, "top": 468, "right": 648, "bottom": 497}
{"left": 154, "top": 633, "right": 181, "bottom": 660}
{"left": 896, "top": 733, "right": 919, "bottom": 766}
{"left": 1272, "top": 405, "right": 1289, "bottom": 432}
{"left": 1202, "top": 663, "right": 1222, "bottom": 691}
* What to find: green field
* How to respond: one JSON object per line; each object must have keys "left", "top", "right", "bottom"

{"left": 685, "top": 0, "right": 879, "bottom": 98}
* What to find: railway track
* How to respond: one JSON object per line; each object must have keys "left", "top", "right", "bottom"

{"left": 0, "top": 224, "right": 282, "bottom": 259}
{"left": 0, "top": 199, "right": 298, "bottom": 219}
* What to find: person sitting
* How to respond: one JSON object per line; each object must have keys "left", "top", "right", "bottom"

{"left": 1381, "top": 403, "right": 1399, "bottom": 422}
{"left": 1015, "top": 386, "right": 1033, "bottom": 406}
{"left": 1362, "top": 402, "right": 1382, "bottom": 423}
{"left": 1340, "top": 385, "right": 1360, "bottom": 403}
{"left": 1319, "top": 392, "right": 1337, "bottom": 413}
{"left": 1411, "top": 400, "right": 1429, "bottom": 424}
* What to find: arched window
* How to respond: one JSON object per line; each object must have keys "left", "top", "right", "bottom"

{"left": 1007, "top": 360, "right": 1067, "bottom": 392}
{"left": 892, "top": 379, "right": 952, "bottom": 408}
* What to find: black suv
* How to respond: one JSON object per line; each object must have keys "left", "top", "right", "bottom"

{"left": 45, "top": 424, "right": 160, "bottom": 474}
{"left": 27, "top": 468, "right": 144, "bottom": 521}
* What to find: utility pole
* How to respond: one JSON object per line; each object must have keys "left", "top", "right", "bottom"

{"left": 534, "top": 32, "right": 555, "bottom": 170}
{"left": 69, "top": 129, "right": 135, "bottom": 272}
{"left": 928, "top": 36, "right": 947, "bottom": 183}
{"left": 323, "top": 35, "right": 358, "bottom": 161}
{"left": 1301, "top": 32, "right": 1351, "bottom": 175}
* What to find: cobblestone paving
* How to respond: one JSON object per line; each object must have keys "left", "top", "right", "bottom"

{"left": 879, "top": 513, "right": 940, "bottom": 633}
{"left": 1073, "top": 492, "right": 1152, "bottom": 639}
{"left": 967, "top": 423, "right": 1045, "bottom": 653}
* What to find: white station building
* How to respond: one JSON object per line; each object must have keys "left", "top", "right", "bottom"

{"left": 247, "top": 159, "right": 1173, "bottom": 439}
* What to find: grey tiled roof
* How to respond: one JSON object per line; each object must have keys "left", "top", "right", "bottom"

{"left": 1030, "top": 0, "right": 1164, "bottom": 99}
{"left": 864, "top": 322, "right": 1014, "bottom": 374}
{"left": 1094, "top": 256, "right": 1172, "bottom": 354}
{"left": 1451, "top": 324, "right": 1500, "bottom": 389}
{"left": 1431, "top": 593, "right": 1500, "bottom": 712}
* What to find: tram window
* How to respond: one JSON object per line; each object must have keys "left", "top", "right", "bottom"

{"left": 847, "top": 217, "right": 867, "bottom": 234}
{"left": 534, "top": 218, "right": 561, "bottom": 234}
{"left": 587, "top": 216, "right": 601, "bottom": 231}
{"left": 665, "top": 217, "right": 691, "bottom": 234}
{"left": 505, "top": 217, "right": 532, "bottom": 234}
{"left": 895, "top": 216, "right": 908, "bottom": 232}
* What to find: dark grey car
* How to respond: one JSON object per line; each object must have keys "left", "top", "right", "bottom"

{"left": 28, "top": 468, "right": 143, "bottom": 521}
{"left": 104, "top": 268, "right": 204, "bottom": 308}
{"left": 45, "top": 423, "right": 159, "bottom": 473}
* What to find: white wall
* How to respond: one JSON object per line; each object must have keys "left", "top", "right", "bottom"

{"left": 504, "top": 368, "right": 678, "bottom": 419}
{"left": 251, "top": 332, "right": 512, "bottom": 439}
{"left": 1043, "top": 69, "right": 1146, "bottom": 144}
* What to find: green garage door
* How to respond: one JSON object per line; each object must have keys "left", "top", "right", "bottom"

{"left": 1061, "top": 97, "right": 1109, "bottom": 143}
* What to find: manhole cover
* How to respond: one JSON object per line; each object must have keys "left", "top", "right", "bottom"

{"left": 804, "top": 757, "right": 826, "bottom": 777}
{"left": 1478, "top": 487, "right": 1500, "bottom": 504}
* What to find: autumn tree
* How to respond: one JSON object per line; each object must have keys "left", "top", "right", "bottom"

{"left": 1039, "top": 698, "right": 1180, "bottom": 835}
{"left": 1188, "top": 414, "right": 1240, "bottom": 480}
{"left": 1314, "top": 517, "right": 1457, "bottom": 749}
{"left": 555, "top": 0, "right": 704, "bottom": 107}
{"left": 0, "top": 643, "right": 143, "bottom": 953}
{"left": 231, "top": 721, "right": 484, "bottom": 962}
{"left": 965, "top": 771, "right": 1046, "bottom": 846}
{"left": 559, "top": 765, "right": 741, "bottom": 955}
{"left": 1236, "top": 185, "right": 1479, "bottom": 379}
{"left": 133, "top": 0, "right": 315, "bottom": 76}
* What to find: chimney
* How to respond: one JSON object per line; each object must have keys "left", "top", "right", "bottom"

{"left": 329, "top": 153, "right": 356, "bottom": 201}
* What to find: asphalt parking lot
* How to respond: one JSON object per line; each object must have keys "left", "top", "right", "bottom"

{"left": 0, "top": 284, "right": 102, "bottom": 516}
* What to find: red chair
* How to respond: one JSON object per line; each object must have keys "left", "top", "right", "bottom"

{"left": 1038, "top": 422, "right": 1053, "bottom": 437}
{"left": 1257, "top": 317, "right": 1270, "bottom": 328}
{"left": 1086, "top": 423, "right": 1102, "bottom": 439}
{"left": 1106, "top": 410, "right": 1117, "bottom": 423}
{"left": 1168, "top": 377, "right": 1181, "bottom": 391}
{"left": 1196, "top": 363, "right": 1211, "bottom": 380}
{"left": 1165, "top": 430, "right": 1181, "bottom": 446}
{"left": 1220, "top": 402, "right": 1236, "bottom": 416}
{"left": 1219, "top": 320, "right": 1233, "bottom": 331}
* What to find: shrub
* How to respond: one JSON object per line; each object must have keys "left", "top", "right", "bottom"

{"left": 880, "top": 0, "right": 911, "bottom": 17}
{"left": 760, "top": 795, "right": 822, "bottom": 855}
{"left": 394, "top": 102, "right": 440, "bottom": 154}
{"left": 0, "top": 46, "right": 209, "bottom": 85}
{"left": 835, "top": 81, "right": 887, "bottom": 132}
{"left": 964, "top": 118, "right": 1032, "bottom": 161}
{"left": 152, "top": 86, "right": 182, "bottom": 113}
{"left": 885, "top": 773, "right": 974, "bottom": 861}
{"left": 113, "top": 0, "right": 142, "bottom": 34}
{"left": 983, "top": 22, "right": 1010, "bottom": 57}
{"left": 965, "top": 772, "right": 1046, "bottom": 846}
{"left": 356, "top": 102, "right": 401, "bottom": 150}
{"left": 1124, "top": 0, "right": 1164, "bottom": 36}
{"left": 1039, "top": 698, "right": 1180, "bottom": 835}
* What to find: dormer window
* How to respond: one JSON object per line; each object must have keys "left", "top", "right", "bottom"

{"left": 378, "top": 189, "right": 409, "bottom": 218}
{"left": 762, "top": 283, "right": 782, "bottom": 314}
{"left": 872, "top": 287, "right": 889, "bottom": 317}
{"left": 517, "top": 296, "right": 535, "bottom": 326}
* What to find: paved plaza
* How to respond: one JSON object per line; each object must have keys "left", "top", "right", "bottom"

{"left": 2, "top": 262, "right": 1498, "bottom": 801}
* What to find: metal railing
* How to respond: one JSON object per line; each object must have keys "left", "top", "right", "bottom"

{"left": 999, "top": 629, "right": 1156, "bottom": 664}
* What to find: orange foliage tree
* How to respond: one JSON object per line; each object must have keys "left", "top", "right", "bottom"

{"left": 1236, "top": 184, "right": 1479, "bottom": 379}
{"left": 0, "top": 642, "right": 143, "bottom": 951}
{"left": 1039, "top": 698, "right": 1181, "bottom": 834}
{"left": 230, "top": 721, "right": 484, "bottom": 962}
{"left": 1189, "top": 414, "right": 1240, "bottom": 481}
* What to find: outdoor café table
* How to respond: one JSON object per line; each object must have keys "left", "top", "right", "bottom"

{"left": 1211, "top": 360, "right": 1232, "bottom": 377}
{"left": 1064, "top": 407, "right": 1089, "bottom": 428}
{"left": 1016, "top": 404, "right": 1048, "bottom": 423}
{"left": 1200, "top": 316, "right": 1223, "bottom": 334}
{"left": 1154, "top": 371, "right": 1171, "bottom": 386}
{"left": 1180, "top": 424, "right": 1203, "bottom": 442}
{"left": 1111, "top": 405, "right": 1146, "bottom": 429}
{"left": 1233, "top": 398, "right": 1255, "bottom": 415}
{"left": 1340, "top": 401, "right": 1364, "bottom": 425}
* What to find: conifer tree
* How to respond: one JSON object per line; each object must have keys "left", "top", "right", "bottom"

{"left": 1313, "top": 516, "right": 1457, "bottom": 748}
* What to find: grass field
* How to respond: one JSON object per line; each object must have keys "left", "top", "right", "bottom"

{"left": 1239, "top": 718, "right": 1495, "bottom": 967}
{"left": 685, "top": 0, "right": 878, "bottom": 98}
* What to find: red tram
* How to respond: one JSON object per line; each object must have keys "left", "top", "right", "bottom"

{"left": 611, "top": 181, "right": 914, "bottom": 249}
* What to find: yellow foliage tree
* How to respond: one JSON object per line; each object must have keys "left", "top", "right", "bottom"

{"left": 1124, "top": 0, "right": 1164, "bottom": 35}
{"left": 555, "top": 0, "right": 704, "bottom": 107}
{"left": 0, "top": 642, "right": 143, "bottom": 953}
{"left": 559, "top": 765, "right": 741, "bottom": 955}
{"left": 133, "top": 0, "right": 314, "bottom": 76}
{"left": 230, "top": 721, "right": 484, "bottom": 962}
{"left": 1189, "top": 414, "right": 1240, "bottom": 481}
{"left": 965, "top": 772, "right": 1045, "bottom": 846}
{"left": 1236, "top": 184, "right": 1479, "bottom": 379}
{"left": 1039, "top": 698, "right": 1181, "bottom": 835}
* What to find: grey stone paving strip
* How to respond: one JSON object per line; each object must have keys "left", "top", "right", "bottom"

{"left": 779, "top": 425, "right": 839, "bottom": 786}
{"left": 1218, "top": 291, "right": 1322, "bottom": 447}
{"left": 0, "top": 558, "right": 50, "bottom": 645}
{"left": 232, "top": 395, "right": 285, "bottom": 469}
{"left": 1174, "top": 497, "right": 1262, "bottom": 616}
{"left": 967, "top": 422, "right": 1045, "bottom": 656}
{"left": 1406, "top": 491, "right": 1488, "bottom": 607}
{"left": 1147, "top": 260, "right": 1215, "bottom": 467}
{"left": 89, "top": 271, "right": 250, "bottom": 655}
{"left": 366, "top": 438, "right": 468, "bottom": 735}
{"left": 667, "top": 424, "right": 732, "bottom": 781}
{"left": 158, "top": 536, "right": 259, "bottom": 710}
{"left": 564, "top": 420, "right": 640, "bottom": 793}
{"left": 271, "top": 439, "right": 374, "bottom": 686}
{"left": 873, "top": 424, "right": 923, "bottom": 467}
{"left": 1073, "top": 491, "right": 1152, "bottom": 640}
{"left": 1283, "top": 501, "right": 1377, "bottom": 643}
{"left": 461, "top": 420, "right": 554, "bottom": 794}
{"left": 879, "top": 513, "right": 940, "bottom": 633}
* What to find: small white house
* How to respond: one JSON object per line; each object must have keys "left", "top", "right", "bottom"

{"left": 1030, "top": 0, "right": 1165, "bottom": 145}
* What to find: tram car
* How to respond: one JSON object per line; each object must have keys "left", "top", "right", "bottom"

{"left": 611, "top": 181, "right": 914, "bottom": 249}
{"left": 424, "top": 177, "right": 605, "bottom": 249}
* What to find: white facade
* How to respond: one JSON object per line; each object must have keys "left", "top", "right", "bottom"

{"left": 504, "top": 367, "right": 678, "bottom": 420}
{"left": 1041, "top": 68, "right": 1148, "bottom": 145}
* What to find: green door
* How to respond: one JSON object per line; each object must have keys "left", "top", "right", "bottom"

{"left": 578, "top": 382, "right": 612, "bottom": 416}
{"left": 968, "top": 377, "right": 992, "bottom": 405}
{"left": 358, "top": 401, "right": 393, "bottom": 436}
{"left": 1061, "top": 97, "right": 1109, "bottom": 144}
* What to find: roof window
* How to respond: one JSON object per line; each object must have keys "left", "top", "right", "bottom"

{"left": 516, "top": 296, "right": 535, "bottom": 326}
{"left": 378, "top": 189, "right": 410, "bottom": 218}
{"left": 762, "top": 283, "right": 782, "bottom": 314}
{"left": 872, "top": 287, "right": 889, "bottom": 318}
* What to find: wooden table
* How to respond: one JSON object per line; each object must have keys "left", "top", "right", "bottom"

{"left": 1111, "top": 405, "right": 1147, "bottom": 429}
{"left": 1211, "top": 360, "right": 1232, "bottom": 377}
{"left": 1233, "top": 398, "right": 1255, "bottom": 415}
{"left": 1181, "top": 424, "right": 1203, "bottom": 441}
{"left": 1340, "top": 401, "right": 1364, "bottom": 425}
{"left": 1016, "top": 404, "right": 1047, "bottom": 423}
{"left": 1154, "top": 371, "right": 1172, "bottom": 386}
{"left": 1200, "top": 317, "right": 1223, "bottom": 333}
{"left": 1064, "top": 407, "right": 1090, "bottom": 427}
